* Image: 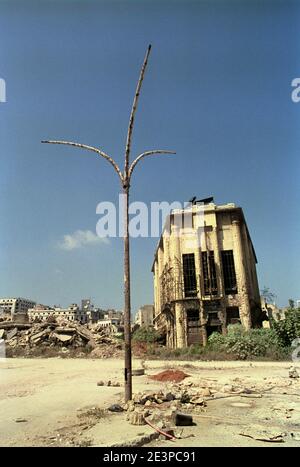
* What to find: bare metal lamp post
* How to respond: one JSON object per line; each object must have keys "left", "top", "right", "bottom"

{"left": 42, "top": 45, "right": 175, "bottom": 402}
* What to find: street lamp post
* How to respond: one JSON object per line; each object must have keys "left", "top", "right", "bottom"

{"left": 42, "top": 45, "right": 175, "bottom": 402}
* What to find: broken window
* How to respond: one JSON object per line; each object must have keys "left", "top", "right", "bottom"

{"left": 226, "top": 307, "right": 240, "bottom": 325}
{"left": 186, "top": 309, "right": 200, "bottom": 321}
{"left": 202, "top": 251, "right": 218, "bottom": 295}
{"left": 221, "top": 250, "right": 237, "bottom": 294}
{"left": 182, "top": 253, "right": 197, "bottom": 297}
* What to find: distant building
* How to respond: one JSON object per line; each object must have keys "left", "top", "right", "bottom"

{"left": 261, "top": 297, "right": 284, "bottom": 321}
{"left": 81, "top": 299, "right": 93, "bottom": 312}
{"left": 80, "top": 299, "right": 106, "bottom": 322}
{"left": 152, "top": 200, "right": 265, "bottom": 348}
{"left": 135, "top": 305, "right": 154, "bottom": 328}
{"left": 28, "top": 303, "right": 89, "bottom": 323}
{"left": 0, "top": 298, "right": 36, "bottom": 316}
{"left": 87, "top": 309, "right": 105, "bottom": 323}
{"left": 104, "top": 309, "right": 124, "bottom": 323}
{"left": 96, "top": 318, "right": 122, "bottom": 334}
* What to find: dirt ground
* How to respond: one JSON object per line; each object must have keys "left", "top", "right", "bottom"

{"left": 0, "top": 358, "right": 299, "bottom": 447}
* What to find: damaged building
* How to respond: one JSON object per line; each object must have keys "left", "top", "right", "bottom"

{"left": 152, "top": 198, "right": 265, "bottom": 348}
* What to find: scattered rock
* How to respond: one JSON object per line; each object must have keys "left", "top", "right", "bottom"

{"left": 129, "top": 411, "right": 146, "bottom": 426}
{"left": 97, "top": 381, "right": 104, "bottom": 386}
{"left": 291, "top": 432, "right": 300, "bottom": 441}
{"left": 180, "top": 392, "right": 190, "bottom": 404}
{"left": 125, "top": 401, "right": 135, "bottom": 412}
{"left": 175, "top": 412, "right": 194, "bottom": 426}
{"left": 155, "top": 420, "right": 166, "bottom": 430}
{"left": 7, "top": 328, "right": 18, "bottom": 340}
{"left": 108, "top": 404, "right": 124, "bottom": 413}
{"left": 222, "top": 384, "right": 234, "bottom": 393}
{"left": 164, "top": 392, "right": 175, "bottom": 401}
{"left": 190, "top": 397, "right": 206, "bottom": 406}
{"left": 15, "top": 418, "right": 28, "bottom": 423}
{"left": 289, "top": 367, "right": 299, "bottom": 379}
{"left": 201, "top": 388, "right": 211, "bottom": 397}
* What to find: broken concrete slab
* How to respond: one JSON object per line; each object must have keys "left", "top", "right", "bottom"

{"left": 52, "top": 333, "right": 73, "bottom": 343}
{"left": 6, "top": 328, "right": 18, "bottom": 340}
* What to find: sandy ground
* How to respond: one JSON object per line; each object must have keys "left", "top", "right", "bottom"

{"left": 0, "top": 358, "right": 299, "bottom": 447}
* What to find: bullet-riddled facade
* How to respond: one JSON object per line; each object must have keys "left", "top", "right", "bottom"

{"left": 152, "top": 201, "right": 264, "bottom": 348}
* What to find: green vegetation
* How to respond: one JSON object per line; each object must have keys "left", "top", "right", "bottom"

{"left": 132, "top": 326, "right": 162, "bottom": 343}
{"left": 137, "top": 308, "right": 300, "bottom": 361}
{"left": 207, "top": 324, "right": 286, "bottom": 360}
{"left": 271, "top": 307, "right": 300, "bottom": 347}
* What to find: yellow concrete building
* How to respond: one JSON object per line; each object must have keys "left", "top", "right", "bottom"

{"left": 152, "top": 200, "right": 264, "bottom": 348}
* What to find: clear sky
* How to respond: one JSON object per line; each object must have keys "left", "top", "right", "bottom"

{"left": 0, "top": 0, "right": 299, "bottom": 312}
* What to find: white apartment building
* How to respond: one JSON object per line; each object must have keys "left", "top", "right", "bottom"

{"left": 135, "top": 305, "right": 154, "bottom": 328}
{"left": 0, "top": 297, "right": 36, "bottom": 315}
{"left": 28, "top": 304, "right": 89, "bottom": 323}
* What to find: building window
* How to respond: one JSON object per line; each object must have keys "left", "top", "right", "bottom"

{"left": 221, "top": 250, "right": 237, "bottom": 294}
{"left": 202, "top": 251, "right": 218, "bottom": 295}
{"left": 182, "top": 253, "right": 197, "bottom": 297}
{"left": 226, "top": 307, "right": 240, "bottom": 325}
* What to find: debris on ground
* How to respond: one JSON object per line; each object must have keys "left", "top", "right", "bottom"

{"left": 77, "top": 406, "right": 107, "bottom": 424}
{"left": 128, "top": 411, "right": 146, "bottom": 425}
{"left": 174, "top": 412, "right": 194, "bottom": 426}
{"left": 289, "top": 367, "right": 299, "bottom": 379}
{"left": 239, "top": 428, "right": 286, "bottom": 443}
{"left": 0, "top": 319, "right": 123, "bottom": 358}
{"left": 149, "top": 370, "right": 190, "bottom": 383}
{"left": 122, "top": 386, "right": 201, "bottom": 439}
{"left": 132, "top": 368, "right": 145, "bottom": 376}
{"left": 108, "top": 404, "right": 124, "bottom": 413}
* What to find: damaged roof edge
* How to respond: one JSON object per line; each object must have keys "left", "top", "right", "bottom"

{"left": 151, "top": 203, "right": 258, "bottom": 272}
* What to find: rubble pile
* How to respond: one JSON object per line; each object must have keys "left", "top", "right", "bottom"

{"left": 0, "top": 320, "right": 123, "bottom": 358}
{"left": 122, "top": 385, "right": 208, "bottom": 434}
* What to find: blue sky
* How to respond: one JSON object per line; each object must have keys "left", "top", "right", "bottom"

{"left": 0, "top": 0, "right": 299, "bottom": 312}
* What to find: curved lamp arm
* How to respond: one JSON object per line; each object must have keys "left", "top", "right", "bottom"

{"left": 124, "top": 44, "right": 152, "bottom": 177}
{"left": 128, "top": 150, "right": 176, "bottom": 181}
{"left": 41, "top": 140, "right": 123, "bottom": 184}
